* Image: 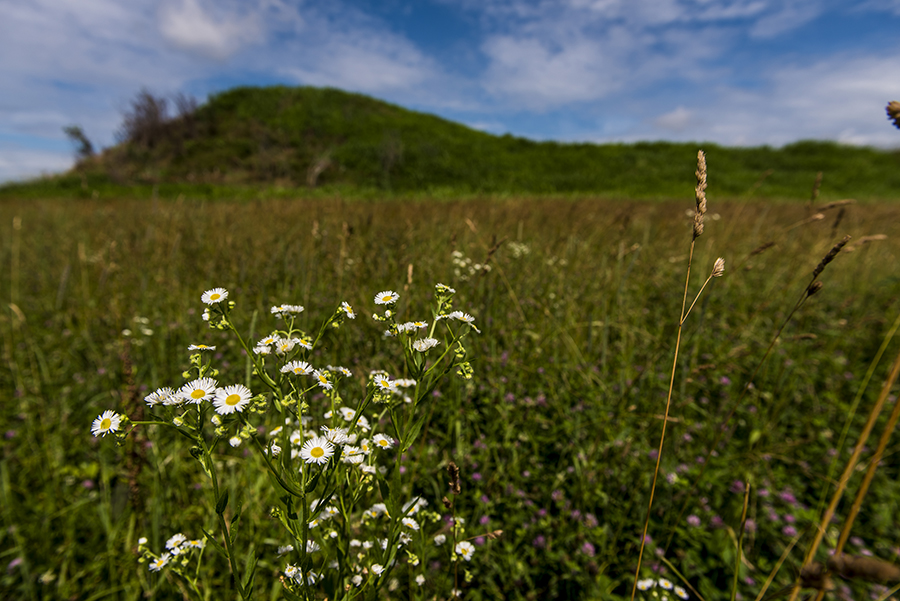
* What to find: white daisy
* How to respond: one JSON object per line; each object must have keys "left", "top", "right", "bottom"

{"left": 187, "top": 344, "right": 215, "bottom": 352}
{"left": 274, "top": 338, "right": 296, "bottom": 355}
{"left": 271, "top": 304, "right": 304, "bottom": 318}
{"left": 281, "top": 360, "right": 313, "bottom": 376}
{"left": 148, "top": 554, "right": 170, "bottom": 571}
{"left": 371, "top": 564, "right": 385, "bottom": 576}
{"left": 675, "top": 586, "right": 689, "bottom": 599}
{"left": 340, "top": 301, "right": 356, "bottom": 318}
{"left": 374, "top": 290, "right": 399, "bottom": 305}
{"left": 253, "top": 344, "right": 271, "bottom": 355}
{"left": 257, "top": 333, "right": 279, "bottom": 346}
{"left": 339, "top": 407, "right": 357, "bottom": 421}
{"left": 413, "top": 337, "right": 439, "bottom": 352}
{"left": 296, "top": 337, "right": 313, "bottom": 350}
{"left": 166, "top": 533, "right": 187, "bottom": 550}
{"left": 401, "top": 517, "right": 420, "bottom": 531}
{"left": 415, "top": 574, "right": 425, "bottom": 586}
{"left": 229, "top": 436, "right": 242, "bottom": 447}
{"left": 455, "top": 541, "right": 475, "bottom": 561}
{"left": 300, "top": 436, "right": 334, "bottom": 465}
{"left": 434, "top": 534, "right": 447, "bottom": 546}
{"left": 289, "top": 430, "right": 303, "bottom": 445}
{"left": 659, "top": 578, "right": 673, "bottom": 590}
{"left": 201, "top": 288, "right": 228, "bottom": 305}
{"left": 372, "top": 433, "right": 394, "bottom": 449}
{"left": 144, "top": 387, "right": 175, "bottom": 407}
{"left": 213, "top": 384, "right": 252, "bottom": 415}
{"left": 91, "top": 410, "right": 122, "bottom": 437}
{"left": 179, "top": 378, "right": 218, "bottom": 404}
{"left": 313, "top": 370, "right": 332, "bottom": 390}
{"left": 637, "top": 579, "right": 655, "bottom": 591}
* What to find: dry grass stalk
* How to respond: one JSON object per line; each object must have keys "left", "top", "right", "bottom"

{"left": 749, "top": 242, "right": 775, "bottom": 256}
{"left": 817, "top": 199, "right": 856, "bottom": 212}
{"left": 790, "top": 346, "right": 900, "bottom": 601}
{"left": 786, "top": 212, "right": 824, "bottom": 231}
{"left": 845, "top": 234, "right": 887, "bottom": 252}
{"left": 633, "top": 150, "right": 721, "bottom": 601}
{"left": 806, "top": 172, "right": 823, "bottom": 214}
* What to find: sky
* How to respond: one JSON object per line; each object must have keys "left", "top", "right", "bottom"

{"left": 2, "top": 0, "right": 900, "bottom": 183}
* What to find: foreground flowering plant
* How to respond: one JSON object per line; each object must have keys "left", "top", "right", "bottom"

{"left": 92, "top": 284, "right": 485, "bottom": 600}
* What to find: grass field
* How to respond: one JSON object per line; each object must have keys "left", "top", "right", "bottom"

{"left": 2, "top": 191, "right": 900, "bottom": 600}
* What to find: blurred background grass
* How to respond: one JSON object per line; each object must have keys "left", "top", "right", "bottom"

{"left": 1, "top": 195, "right": 900, "bottom": 600}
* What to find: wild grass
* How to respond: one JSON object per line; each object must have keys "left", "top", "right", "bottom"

{"left": 1, "top": 191, "right": 900, "bottom": 600}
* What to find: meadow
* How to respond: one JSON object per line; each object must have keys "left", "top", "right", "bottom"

{"left": 2, "top": 189, "right": 900, "bottom": 600}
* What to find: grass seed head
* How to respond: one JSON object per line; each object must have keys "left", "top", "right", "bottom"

{"left": 812, "top": 235, "right": 852, "bottom": 278}
{"left": 693, "top": 150, "right": 707, "bottom": 239}
{"left": 887, "top": 101, "right": 900, "bottom": 129}
{"left": 711, "top": 257, "right": 725, "bottom": 278}
{"left": 447, "top": 462, "right": 461, "bottom": 495}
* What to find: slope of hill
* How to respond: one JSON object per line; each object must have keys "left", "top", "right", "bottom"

{"left": 3, "top": 85, "right": 900, "bottom": 200}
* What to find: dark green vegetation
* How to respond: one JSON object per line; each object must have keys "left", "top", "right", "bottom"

{"left": 2, "top": 194, "right": 900, "bottom": 600}
{"left": 2, "top": 85, "right": 899, "bottom": 200}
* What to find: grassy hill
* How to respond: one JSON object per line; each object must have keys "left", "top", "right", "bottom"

{"left": 3, "top": 85, "right": 900, "bottom": 200}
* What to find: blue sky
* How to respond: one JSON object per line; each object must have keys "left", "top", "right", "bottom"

{"left": 2, "top": 0, "right": 900, "bottom": 182}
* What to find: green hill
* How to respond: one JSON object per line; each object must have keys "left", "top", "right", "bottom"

{"left": 4, "top": 85, "right": 900, "bottom": 200}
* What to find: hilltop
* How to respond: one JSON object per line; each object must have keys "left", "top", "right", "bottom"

{"left": 3, "top": 85, "right": 900, "bottom": 200}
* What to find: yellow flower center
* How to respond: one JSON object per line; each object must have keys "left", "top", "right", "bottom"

{"left": 100, "top": 418, "right": 111, "bottom": 430}
{"left": 191, "top": 389, "right": 206, "bottom": 399}
{"left": 210, "top": 293, "right": 221, "bottom": 300}
{"left": 226, "top": 394, "right": 241, "bottom": 406}
{"left": 311, "top": 447, "right": 324, "bottom": 458}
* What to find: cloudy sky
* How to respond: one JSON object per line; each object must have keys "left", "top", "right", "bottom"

{"left": 2, "top": 0, "right": 900, "bottom": 182}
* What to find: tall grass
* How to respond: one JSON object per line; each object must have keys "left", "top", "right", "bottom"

{"left": 1, "top": 193, "right": 899, "bottom": 600}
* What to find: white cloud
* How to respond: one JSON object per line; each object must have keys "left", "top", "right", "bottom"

{"left": 158, "top": 0, "right": 262, "bottom": 60}
{"left": 654, "top": 107, "right": 695, "bottom": 132}
{"left": 0, "top": 148, "right": 73, "bottom": 184}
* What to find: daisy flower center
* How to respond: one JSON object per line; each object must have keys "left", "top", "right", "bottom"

{"left": 311, "top": 447, "right": 324, "bottom": 458}
{"left": 209, "top": 293, "right": 221, "bottom": 301}
{"left": 100, "top": 418, "right": 111, "bottom": 429}
{"left": 378, "top": 440, "right": 388, "bottom": 447}
{"left": 191, "top": 389, "right": 206, "bottom": 399}
{"left": 226, "top": 394, "right": 241, "bottom": 406}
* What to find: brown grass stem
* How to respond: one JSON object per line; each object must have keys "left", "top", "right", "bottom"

{"left": 789, "top": 341, "right": 900, "bottom": 601}
{"left": 631, "top": 164, "right": 705, "bottom": 599}
{"left": 630, "top": 242, "right": 693, "bottom": 601}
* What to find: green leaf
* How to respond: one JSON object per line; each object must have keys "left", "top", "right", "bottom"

{"left": 201, "top": 527, "right": 227, "bottom": 558}
{"left": 215, "top": 489, "right": 229, "bottom": 515}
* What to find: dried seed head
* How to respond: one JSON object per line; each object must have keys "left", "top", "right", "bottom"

{"left": 442, "top": 496, "right": 453, "bottom": 509}
{"left": 486, "top": 530, "right": 504, "bottom": 540}
{"left": 693, "top": 150, "right": 707, "bottom": 239}
{"left": 800, "top": 561, "right": 834, "bottom": 592}
{"left": 711, "top": 257, "right": 725, "bottom": 278}
{"left": 887, "top": 101, "right": 900, "bottom": 130}
{"left": 828, "top": 554, "right": 900, "bottom": 582}
{"left": 812, "top": 235, "right": 852, "bottom": 278}
{"left": 447, "top": 462, "right": 461, "bottom": 495}
{"left": 807, "top": 281, "right": 824, "bottom": 297}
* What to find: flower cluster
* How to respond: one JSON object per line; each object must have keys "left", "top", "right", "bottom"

{"left": 636, "top": 578, "right": 689, "bottom": 600}
{"left": 91, "top": 284, "right": 481, "bottom": 600}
